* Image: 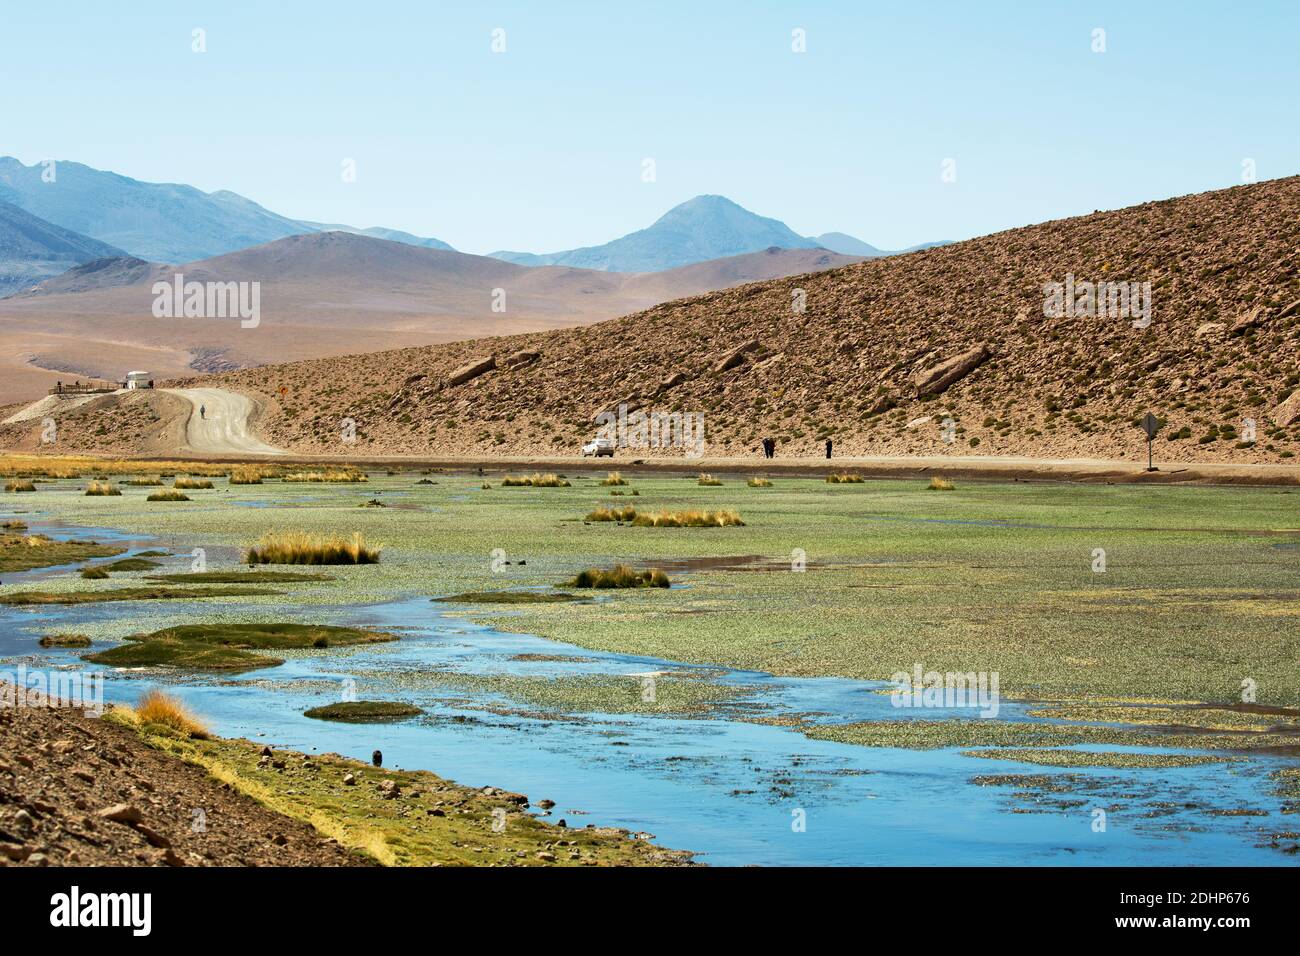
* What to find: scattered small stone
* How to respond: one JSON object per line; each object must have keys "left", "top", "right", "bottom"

{"left": 97, "top": 803, "right": 143, "bottom": 825}
{"left": 137, "top": 825, "right": 170, "bottom": 849}
{"left": 0, "top": 843, "right": 28, "bottom": 862}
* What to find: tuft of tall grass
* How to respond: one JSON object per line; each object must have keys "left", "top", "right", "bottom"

{"left": 585, "top": 505, "right": 638, "bottom": 522}
{"left": 228, "top": 468, "right": 266, "bottom": 485}
{"left": 825, "top": 473, "right": 864, "bottom": 484}
{"left": 281, "top": 470, "right": 368, "bottom": 483}
{"left": 747, "top": 477, "right": 773, "bottom": 487}
{"left": 697, "top": 473, "right": 723, "bottom": 486}
{"left": 567, "top": 564, "right": 671, "bottom": 589}
{"left": 81, "top": 566, "right": 109, "bottom": 579}
{"left": 926, "top": 476, "right": 956, "bottom": 491}
{"left": 501, "top": 473, "right": 571, "bottom": 487}
{"left": 173, "top": 477, "right": 214, "bottom": 490}
{"left": 85, "top": 480, "right": 121, "bottom": 496}
{"left": 245, "top": 531, "right": 382, "bottom": 565}
{"left": 632, "top": 509, "right": 745, "bottom": 528}
{"left": 600, "top": 472, "right": 628, "bottom": 486}
{"left": 124, "top": 476, "right": 163, "bottom": 486}
{"left": 131, "top": 689, "right": 210, "bottom": 738}
{"left": 147, "top": 490, "right": 190, "bottom": 502}
{"left": 5, "top": 479, "right": 36, "bottom": 493}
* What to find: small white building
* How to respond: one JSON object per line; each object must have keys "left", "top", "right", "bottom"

{"left": 125, "top": 371, "right": 152, "bottom": 390}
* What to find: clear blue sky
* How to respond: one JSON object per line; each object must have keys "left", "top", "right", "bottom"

{"left": 2, "top": 1, "right": 1296, "bottom": 254}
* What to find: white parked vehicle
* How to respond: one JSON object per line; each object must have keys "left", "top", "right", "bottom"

{"left": 582, "top": 437, "right": 616, "bottom": 457}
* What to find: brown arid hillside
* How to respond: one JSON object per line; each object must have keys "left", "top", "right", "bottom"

{"left": 13, "top": 176, "right": 1300, "bottom": 464}
{"left": 0, "top": 232, "right": 860, "bottom": 404}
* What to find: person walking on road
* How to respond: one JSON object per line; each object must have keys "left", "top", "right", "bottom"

{"left": 200, "top": 404, "right": 206, "bottom": 420}
{"left": 825, "top": 439, "right": 833, "bottom": 459}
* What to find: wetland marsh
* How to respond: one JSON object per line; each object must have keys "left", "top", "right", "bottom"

{"left": 2, "top": 467, "right": 1298, "bottom": 865}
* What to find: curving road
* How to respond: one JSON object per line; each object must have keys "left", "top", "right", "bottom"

{"left": 162, "top": 387, "right": 285, "bottom": 456}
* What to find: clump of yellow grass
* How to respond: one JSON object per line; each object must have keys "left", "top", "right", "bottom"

{"left": 632, "top": 509, "right": 744, "bottom": 528}
{"left": 747, "top": 477, "right": 773, "bottom": 487}
{"left": 697, "top": 473, "right": 723, "bottom": 486}
{"left": 228, "top": 467, "right": 267, "bottom": 485}
{"left": 5, "top": 479, "right": 36, "bottom": 493}
{"left": 567, "top": 564, "right": 671, "bottom": 589}
{"left": 84, "top": 480, "right": 121, "bottom": 496}
{"left": 173, "top": 477, "right": 214, "bottom": 490}
{"left": 127, "top": 689, "right": 209, "bottom": 738}
{"left": 926, "top": 476, "right": 956, "bottom": 491}
{"left": 147, "top": 490, "right": 190, "bottom": 502}
{"left": 600, "top": 472, "right": 628, "bottom": 486}
{"left": 281, "top": 470, "right": 368, "bottom": 483}
{"left": 245, "top": 531, "right": 382, "bottom": 565}
{"left": 501, "top": 473, "right": 571, "bottom": 487}
{"left": 825, "top": 473, "right": 864, "bottom": 484}
{"left": 585, "top": 505, "right": 638, "bottom": 522}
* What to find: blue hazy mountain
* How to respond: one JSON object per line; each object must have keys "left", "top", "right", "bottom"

{"left": 810, "top": 232, "right": 887, "bottom": 256}
{"left": 491, "top": 194, "right": 822, "bottom": 272}
{"left": 810, "top": 232, "right": 954, "bottom": 256}
{"left": 0, "top": 157, "right": 454, "bottom": 263}
{"left": 491, "top": 195, "right": 949, "bottom": 271}
{"left": 292, "top": 221, "right": 454, "bottom": 251}
{"left": 0, "top": 198, "right": 127, "bottom": 297}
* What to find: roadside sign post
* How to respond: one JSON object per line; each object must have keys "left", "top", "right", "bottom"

{"left": 1141, "top": 412, "right": 1161, "bottom": 471}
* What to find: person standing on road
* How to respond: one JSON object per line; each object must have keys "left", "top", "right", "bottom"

{"left": 825, "top": 439, "right": 833, "bottom": 459}
{"left": 200, "top": 404, "right": 206, "bottom": 420}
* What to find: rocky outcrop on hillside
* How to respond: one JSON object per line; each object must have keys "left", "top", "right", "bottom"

{"left": 58, "top": 176, "right": 1300, "bottom": 463}
{"left": 913, "top": 344, "right": 991, "bottom": 397}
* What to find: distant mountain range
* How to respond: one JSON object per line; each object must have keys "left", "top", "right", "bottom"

{"left": 0, "top": 198, "right": 126, "bottom": 296}
{"left": 0, "top": 157, "right": 945, "bottom": 281}
{"left": 491, "top": 195, "right": 820, "bottom": 271}
{"left": 0, "top": 157, "right": 455, "bottom": 264}
{"left": 490, "top": 195, "right": 949, "bottom": 272}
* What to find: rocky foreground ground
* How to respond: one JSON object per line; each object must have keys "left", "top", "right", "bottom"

{"left": 0, "top": 684, "right": 693, "bottom": 867}
{"left": 0, "top": 688, "right": 369, "bottom": 866}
